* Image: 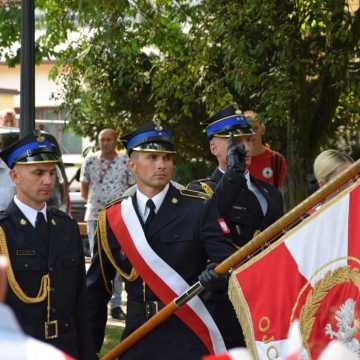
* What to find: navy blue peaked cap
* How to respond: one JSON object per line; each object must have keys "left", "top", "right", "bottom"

{"left": 122, "top": 122, "right": 176, "bottom": 155}
{"left": 0, "top": 132, "right": 60, "bottom": 169}
{"left": 204, "top": 104, "right": 254, "bottom": 139}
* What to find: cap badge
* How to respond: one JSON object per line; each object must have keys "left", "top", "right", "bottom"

{"left": 171, "top": 197, "right": 178, "bottom": 204}
{"left": 36, "top": 135, "right": 46, "bottom": 142}
{"left": 20, "top": 218, "right": 27, "bottom": 225}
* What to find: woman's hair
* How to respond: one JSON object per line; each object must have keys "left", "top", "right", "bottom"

{"left": 313, "top": 149, "right": 353, "bottom": 185}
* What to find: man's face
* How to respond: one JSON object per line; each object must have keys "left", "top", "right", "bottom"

{"left": 99, "top": 130, "right": 116, "bottom": 154}
{"left": 10, "top": 163, "right": 57, "bottom": 208}
{"left": 129, "top": 152, "right": 173, "bottom": 192}
{"left": 250, "top": 120, "right": 265, "bottom": 147}
{"left": 210, "top": 135, "right": 253, "bottom": 168}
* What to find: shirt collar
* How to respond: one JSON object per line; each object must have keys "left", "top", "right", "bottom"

{"left": 14, "top": 196, "right": 47, "bottom": 227}
{"left": 136, "top": 183, "right": 170, "bottom": 221}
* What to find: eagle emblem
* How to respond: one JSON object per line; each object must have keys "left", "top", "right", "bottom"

{"left": 324, "top": 298, "right": 360, "bottom": 355}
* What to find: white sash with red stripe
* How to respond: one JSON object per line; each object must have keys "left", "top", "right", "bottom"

{"left": 106, "top": 197, "right": 226, "bottom": 354}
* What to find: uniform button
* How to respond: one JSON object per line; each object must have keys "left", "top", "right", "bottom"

{"left": 50, "top": 287, "right": 55, "bottom": 293}
{"left": 65, "top": 323, "right": 69, "bottom": 327}
{"left": 52, "top": 308, "right": 56, "bottom": 314}
{"left": 24, "top": 264, "right": 28, "bottom": 268}
{"left": 49, "top": 266, "right": 53, "bottom": 271}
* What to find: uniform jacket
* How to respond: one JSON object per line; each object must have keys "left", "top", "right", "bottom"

{"left": 188, "top": 168, "right": 283, "bottom": 348}
{"left": 86, "top": 183, "right": 235, "bottom": 359}
{"left": 189, "top": 168, "right": 283, "bottom": 247}
{"left": 0, "top": 201, "right": 96, "bottom": 360}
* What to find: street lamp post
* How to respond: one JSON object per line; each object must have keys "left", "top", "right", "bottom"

{"left": 19, "top": 0, "right": 35, "bottom": 137}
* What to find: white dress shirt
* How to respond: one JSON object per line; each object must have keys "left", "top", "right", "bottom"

{"left": 13, "top": 196, "right": 47, "bottom": 228}
{"left": 244, "top": 172, "right": 268, "bottom": 215}
{"left": 136, "top": 183, "right": 170, "bottom": 222}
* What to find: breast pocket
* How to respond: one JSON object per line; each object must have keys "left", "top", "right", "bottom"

{"left": 12, "top": 257, "right": 42, "bottom": 272}
{"left": 61, "top": 256, "right": 81, "bottom": 268}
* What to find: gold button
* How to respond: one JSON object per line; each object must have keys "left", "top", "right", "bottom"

{"left": 20, "top": 218, "right": 27, "bottom": 225}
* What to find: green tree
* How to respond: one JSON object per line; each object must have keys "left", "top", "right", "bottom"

{"left": 1, "top": 0, "right": 359, "bottom": 205}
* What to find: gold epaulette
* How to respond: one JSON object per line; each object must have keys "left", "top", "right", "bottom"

{"left": 186, "top": 178, "right": 215, "bottom": 198}
{"left": 180, "top": 188, "right": 211, "bottom": 200}
{"left": 97, "top": 210, "right": 138, "bottom": 294}
{"left": 199, "top": 181, "right": 214, "bottom": 198}
{"left": 104, "top": 196, "right": 127, "bottom": 209}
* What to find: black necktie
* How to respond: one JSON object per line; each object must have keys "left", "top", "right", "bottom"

{"left": 36, "top": 212, "right": 49, "bottom": 245}
{"left": 144, "top": 199, "right": 156, "bottom": 230}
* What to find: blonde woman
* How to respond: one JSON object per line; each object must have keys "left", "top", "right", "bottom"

{"left": 313, "top": 149, "right": 353, "bottom": 187}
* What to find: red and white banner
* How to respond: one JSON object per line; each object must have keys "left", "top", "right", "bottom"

{"left": 106, "top": 197, "right": 226, "bottom": 354}
{"left": 229, "top": 181, "right": 360, "bottom": 359}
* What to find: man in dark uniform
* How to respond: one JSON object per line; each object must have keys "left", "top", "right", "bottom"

{"left": 188, "top": 104, "right": 283, "bottom": 348}
{"left": 0, "top": 133, "right": 96, "bottom": 360}
{"left": 86, "top": 122, "right": 235, "bottom": 359}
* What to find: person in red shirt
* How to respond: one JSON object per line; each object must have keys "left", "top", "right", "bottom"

{"left": 245, "top": 111, "right": 287, "bottom": 191}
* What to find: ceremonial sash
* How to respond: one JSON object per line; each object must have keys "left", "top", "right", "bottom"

{"left": 106, "top": 197, "right": 226, "bottom": 354}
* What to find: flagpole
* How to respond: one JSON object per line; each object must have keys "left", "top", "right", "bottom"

{"left": 101, "top": 159, "right": 360, "bottom": 360}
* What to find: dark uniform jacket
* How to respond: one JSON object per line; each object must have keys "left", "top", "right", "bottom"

{"left": 189, "top": 168, "right": 283, "bottom": 246}
{"left": 86, "top": 183, "right": 235, "bottom": 359}
{"left": 188, "top": 168, "right": 283, "bottom": 348}
{"left": 0, "top": 201, "right": 96, "bottom": 360}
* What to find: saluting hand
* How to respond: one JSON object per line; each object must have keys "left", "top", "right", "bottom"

{"left": 226, "top": 136, "right": 247, "bottom": 174}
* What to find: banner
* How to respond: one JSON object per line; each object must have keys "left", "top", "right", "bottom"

{"left": 229, "top": 180, "right": 360, "bottom": 359}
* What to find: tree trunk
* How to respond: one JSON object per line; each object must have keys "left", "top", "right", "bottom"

{"left": 286, "top": 116, "right": 309, "bottom": 209}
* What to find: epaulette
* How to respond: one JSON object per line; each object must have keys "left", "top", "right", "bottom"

{"left": 105, "top": 195, "right": 129, "bottom": 209}
{"left": 0, "top": 210, "right": 9, "bottom": 221}
{"left": 186, "top": 178, "right": 215, "bottom": 198}
{"left": 48, "top": 207, "right": 71, "bottom": 218}
{"left": 179, "top": 188, "right": 210, "bottom": 200}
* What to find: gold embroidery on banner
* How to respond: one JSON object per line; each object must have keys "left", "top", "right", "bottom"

{"left": 266, "top": 345, "right": 280, "bottom": 359}
{"left": 228, "top": 272, "right": 259, "bottom": 360}
{"left": 299, "top": 266, "right": 360, "bottom": 354}
{"left": 259, "top": 316, "right": 271, "bottom": 332}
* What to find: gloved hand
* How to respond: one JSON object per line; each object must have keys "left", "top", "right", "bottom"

{"left": 226, "top": 135, "right": 247, "bottom": 174}
{"left": 198, "top": 263, "right": 225, "bottom": 289}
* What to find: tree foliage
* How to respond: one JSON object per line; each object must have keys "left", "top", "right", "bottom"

{"left": 0, "top": 0, "right": 359, "bottom": 205}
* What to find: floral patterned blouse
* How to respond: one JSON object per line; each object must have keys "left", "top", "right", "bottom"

{"left": 80, "top": 152, "right": 135, "bottom": 220}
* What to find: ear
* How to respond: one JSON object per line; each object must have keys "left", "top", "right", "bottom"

{"left": 128, "top": 158, "right": 136, "bottom": 174}
{"left": 209, "top": 140, "right": 217, "bottom": 156}
{"left": 8, "top": 168, "right": 17, "bottom": 183}
{"left": 260, "top": 124, "right": 266, "bottom": 136}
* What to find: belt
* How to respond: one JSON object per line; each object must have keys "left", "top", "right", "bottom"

{"left": 127, "top": 301, "right": 165, "bottom": 319}
{"left": 24, "top": 319, "right": 73, "bottom": 340}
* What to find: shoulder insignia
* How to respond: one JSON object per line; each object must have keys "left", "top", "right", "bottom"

{"left": 105, "top": 195, "right": 128, "bottom": 209}
{"left": 48, "top": 207, "right": 71, "bottom": 218}
{"left": 199, "top": 181, "right": 214, "bottom": 198}
{"left": 180, "top": 188, "right": 210, "bottom": 200}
